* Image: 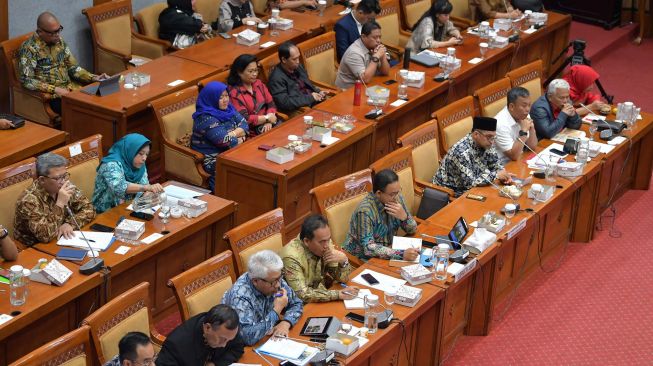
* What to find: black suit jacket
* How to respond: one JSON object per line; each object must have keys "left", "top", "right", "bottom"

{"left": 335, "top": 13, "right": 360, "bottom": 62}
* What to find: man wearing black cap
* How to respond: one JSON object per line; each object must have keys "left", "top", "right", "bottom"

{"left": 433, "top": 116, "right": 514, "bottom": 196}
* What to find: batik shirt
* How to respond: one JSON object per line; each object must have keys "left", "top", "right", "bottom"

{"left": 343, "top": 192, "right": 417, "bottom": 261}
{"left": 92, "top": 161, "right": 150, "bottom": 213}
{"left": 280, "top": 236, "right": 352, "bottom": 303}
{"left": 18, "top": 33, "right": 94, "bottom": 96}
{"left": 14, "top": 181, "right": 96, "bottom": 246}
{"left": 102, "top": 355, "right": 121, "bottom": 366}
{"left": 433, "top": 133, "right": 503, "bottom": 197}
{"left": 221, "top": 273, "right": 304, "bottom": 346}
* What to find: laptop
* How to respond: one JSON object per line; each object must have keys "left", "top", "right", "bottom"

{"left": 81, "top": 74, "right": 121, "bottom": 97}
{"left": 410, "top": 50, "right": 440, "bottom": 67}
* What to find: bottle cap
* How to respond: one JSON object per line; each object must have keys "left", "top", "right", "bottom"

{"left": 22, "top": 269, "right": 31, "bottom": 277}
{"left": 366, "top": 294, "right": 379, "bottom": 302}
{"left": 10, "top": 265, "right": 23, "bottom": 273}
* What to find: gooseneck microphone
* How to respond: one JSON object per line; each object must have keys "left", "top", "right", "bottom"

{"left": 480, "top": 172, "right": 521, "bottom": 211}
{"left": 65, "top": 205, "right": 105, "bottom": 275}
{"left": 579, "top": 103, "right": 615, "bottom": 140}
{"left": 515, "top": 135, "right": 551, "bottom": 172}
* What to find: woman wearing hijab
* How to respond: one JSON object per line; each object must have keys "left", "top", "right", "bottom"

{"left": 406, "top": 0, "right": 462, "bottom": 51}
{"left": 217, "top": 0, "right": 261, "bottom": 32}
{"left": 92, "top": 134, "right": 164, "bottom": 213}
{"left": 562, "top": 65, "right": 609, "bottom": 116}
{"left": 191, "top": 81, "right": 249, "bottom": 191}
{"left": 159, "top": 0, "right": 212, "bottom": 48}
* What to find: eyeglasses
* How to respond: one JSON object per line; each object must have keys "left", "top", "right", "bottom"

{"left": 256, "top": 271, "right": 284, "bottom": 286}
{"left": 45, "top": 172, "right": 70, "bottom": 183}
{"left": 129, "top": 353, "right": 158, "bottom": 366}
{"left": 479, "top": 132, "right": 496, "bottom": 143}
{"left": 39, "top": 25, "right": 63, "bottom": 36}
{"left": 382, "top": 187, "right": 402, "bottom": 199}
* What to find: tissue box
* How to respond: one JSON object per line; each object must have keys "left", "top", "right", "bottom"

{"left": 266, "top": 147, "right": 294, "bottom": 164}
{"left": 528, "top": 184, "right": 555, "bottom": 202}
{"left": 326, "top": 334, "right": 359, "bottom": 356}
{"left": 30, "top": 259, "right": 72, "bottom": 286}
{"left": 273, "top": 18, "right": 293, "bottom": 30}
{"left": 311, "top": 126, "right": 332, "bottom": 142}
{"left": 491, "top": 36, "right": 509, "bottom": 48}
{"left": 478, "top": 212, "right": 506, "bottom": 233}
{"left": 395, "top": 285, "right": 423, "bottom": 307}
{"left": 493, "top": 18, "right": 512, "bottom": 31}
{"left": 125, "top": 72, "right": 151, "bottom": 85}
{"left": 236, "top": 29, "right": 260, "bottom": 46}
{"left": 404, "top": 71, "right": 425, "bottom": 88}
{"left": 400, "top": 264, "right": 433, "bottom": 285}
{"left": 529, "top": 12, "right": 548, "bottom": 24}
{"left": 177, "top": 197, "right": 208, "bottom": 218}
{"left": 115, "top": 219, "right": 146, "bottom": 241}
{"left": 557, "top": 162, "right": 584, "bottom": 177}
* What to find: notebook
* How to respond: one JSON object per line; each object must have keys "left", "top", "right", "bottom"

{"left": 56, "top": 248, "right": 87, "bottom": 261}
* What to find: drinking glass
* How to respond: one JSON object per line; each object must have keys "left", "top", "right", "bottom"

{"left": 270, "top": 8, "right": 280, "bottom": 36}
{"left": 504, "top": 203, "right": 516, "bottom": 225}
{"left": 546, "top": 155, "right": 558, "bottom": 182}
{"left": 479, "top": 42, "right": 488, "bottom": 59}
{"left": 340, "top": 317, "right": 352, "bottom": 334}
{"left": 318, "top": 0, "right": 326, "bottom": 16}
{"left": 589, "top": 123, "right": 598, "bottom": 141}
{"left": 160, "top": 204, "right": 171, "bottom": 224}
{"left": 132, "top": 73, "right": 142, "bottom": 89}
{"left": 384, "top": 289, "right": 396, "bottom": 306}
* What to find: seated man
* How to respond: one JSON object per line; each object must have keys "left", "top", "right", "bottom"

{"left": 18, "top": 12, "right": 106, "bottom": 114}
{"left": 334, "top": 0, "right": 381, "bottom": 62}
{"left": 103, "top": 331, "right": 155, "bottom": 366}
{"left": 280, "top": 214, "right": 357, "bottom": 303}
{"left": 531, "top": 79, "right": 581, "bottom": 140}
{"left": 267, "top": 42, "right": 327, "bottom": 115}
{"left": 157, "top": 304, "right": 244, "bottom": 366}
{"left": 14, "top": 153, "right": 96, "bottom": 246}
{"left": 0, "top": 224, "right": 18, "bottom": 261}
{"left": 433, "top": 117, "right": 514, "bottom": 197}
{"left": 222, "top": 250, "right": 303, "bottom": 345}
{"left": 344, "top": 169, "right": 420, "bottom": 262}
{"left": 494, "top": 86, "right": 537, "bottom": 164}
{"left": 335, "top": 21, "right": 390, "bottom": 90}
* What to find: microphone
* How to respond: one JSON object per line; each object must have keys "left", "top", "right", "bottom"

{"left": 65, "top": 205, "right": 105, "bottom": 275}
{"left": 359, "top": 72, "right": 383, "bottom": 119}
{"left": 514, "top": 135, "right": 556, "bottom": 180}
{"left": 579, "top": 103, "right": 614, "bottom": 140}
{"left": 420, "top": 233, "right": 469, "bottom": 263}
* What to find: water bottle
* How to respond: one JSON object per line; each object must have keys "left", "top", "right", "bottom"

{"left": 364, "top": 294, "right": 380, "bottom": 334}
{"left": 397, "top": 69, "right": 408, "bottom": 100}
{"left": 576, "top": 137, "right": 590, "bottom": 164}
{"left": 353, "top": 80, "right": 362, "bottom": 106}
{"left": 434, "top": 244, "right": 450, "bottom": 281}
{"left": 442, "top": 47, "right": 456, "bottom": 76}
{"left": 10, "top": 265, "right": 28, "bottom": 306}
{"left": 479, "top": 21, "right": 490, "bottom": 41}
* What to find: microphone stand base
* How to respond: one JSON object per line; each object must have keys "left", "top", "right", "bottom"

{"left": 80, "top": 258, "right": 105, "bottom": 275}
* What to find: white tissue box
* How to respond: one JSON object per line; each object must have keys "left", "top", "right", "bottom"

{"left": 236, "top": 29, "right": 260, "bottom": 46}
{"left": 404, "top": 71, "right": 425, "bottom": 88}
{"left": 311, "top": 126, "right": 332, "bottom": 142}
{"left": 556, "top": 162, "right": 584, "bottom": 177}
{"left": 273, "top": 18, "right": 294, "bottom": 30}
{"left": 115, "top": 219, "right": 146, "bottom": 241}
{"left": 400, "top": 264, "right": 433, "bottom": 285}
{"left": 395, "top": 285, "right": 423, "bottom": 307}
{"left": 491, "top": 36, "right": 509, "bottom": 48}
{"left": 493, "top": 18, "right": 512, "bottom": 31}
{"left": 266, "top": 147, "right": 294, "bottom": 164}
{"left": 326, "top": 334, "right": 359, "bottom": 356}
{"left": 529, "top": 12, "right": 548, "bottom": 24}
{"left": 528, "top": 184, "right": 555, "bottom": 202}
{"left": 177, "top": 197, "right": 208, "bottom": 218}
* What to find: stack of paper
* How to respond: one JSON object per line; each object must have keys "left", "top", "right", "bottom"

{"left": 352, "top": 269, "right": 406, "bottom": 293}
{"left": 343, "top": 289, "right": 372, "bottom": 309}
{"left": 526, "top": 143, "right": 566, "bottom": 169}
{"left": 257, "top": 337, "right": 319, "bottom": 366}
{"left": 391, "top": 236, "right": 422, "bottom": 250}
{"left": 551, "top": 128, "right": 586, "bottom": 142}
{"left": 164, "top": 184, "right": 202, "bottom": 205}
{"left": 57, "top": 231, "right": 115, "bottom": 251}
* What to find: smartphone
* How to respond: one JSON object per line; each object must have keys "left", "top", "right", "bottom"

{"left": 383, "top": 79, "right": 397, "bottom": 85}
{"left": 258, "top": 144, "right": 275, "bottom": 151}
{"left": 345, "top": 312, "right": 365, "bottom": 323}
{"left": 466, "top": 193, "right": 486, "bottom": 202}
{"left": 130, "top": 211, "right": 154, "bottom": 221}
{"left": 280, "top": 361, "right": 300, "bottom": 366}
{"left": 218, "top": 32, "right": 231, "bottom": 39}
{"left": 90, "top": 223, "right": 114, "bottom": 232}
{"left": 364, "top": 110, "right": 383, "bottom": 120}
{"left": 361, "top": 273, "right": 380, "bottom": 285}
{"left": 550, "top": 148, "right": 567, "bottom": 156}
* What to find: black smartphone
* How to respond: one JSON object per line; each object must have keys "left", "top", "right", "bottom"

{"left": 90, "top": 223, "right": 114, "bottom": 232}
{"left": 130, "top": 211, "right": 154, "bottom": 221}
{"left": 383, "top": 79, "right": 397, "bottom": 85}
{"left": 364, "top": 110, "right": 383, "bottom": 120}
{"left": 361, "top": 273, "right": 380, "bottom": 285}
{"left": 550, "top": 148, "right": 567, "bottom": 156}
{"left": 280, "top": 361, "right": 300, "bottom": 366}
{"left": 345, "top": 312, "right": 365, "bottom": 323}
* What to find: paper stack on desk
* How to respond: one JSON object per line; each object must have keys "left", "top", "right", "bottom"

{"left": 343, "top": 289, "right": 372, "bottom": 309}
{"left": 352, "top": 269, "right": 406, "bottom": 293}
{"left": 257, "top": 337, "right": 319, "bottom": 365}
{"left": 57, "top": 231, "right": 115, "bottom": 251}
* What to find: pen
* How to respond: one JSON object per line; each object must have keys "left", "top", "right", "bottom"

{"left": 274, "top": 293, "right": 284, "bottom": 297}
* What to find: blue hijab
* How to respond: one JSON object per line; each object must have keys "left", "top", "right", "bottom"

{"left": 192, "top": 81, "right": 238, "bottom": 121}
{"left": 100, "top": 133, "right": 150, "bottom": 183}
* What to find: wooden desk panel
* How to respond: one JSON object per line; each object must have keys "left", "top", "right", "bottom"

{"left": 0, "top": 122, "right": 66, "bottom": 168}
{"left": 278, "top": 6, "right": 345, "bottom": 34}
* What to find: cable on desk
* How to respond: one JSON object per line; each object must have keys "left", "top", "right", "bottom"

{"left": 507, "top": 38, "right": 522, "bottom": 72}
{"left": 597, "top": 134, "right": 633, "bottom": 238}
{"left": 390, "top": 318, "right": 412, "bottom": 366}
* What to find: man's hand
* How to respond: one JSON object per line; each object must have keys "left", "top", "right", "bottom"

{"left": 403, "top": 248, "right": 419, "bottom": 261}
{"left": 261, "top": 122, "right": 273, "bottom": 133}
{"left": 273, "top": 288, "right": 289, "bottom": 315}
{"left": 54, "top": 87, "right": 70, "bottom": 96}
{"left": 519, "top": 117, "right": 533, "bottom": 132}
{"left": 0, "top": 119, "right": 15, "bottom": 129}
{"left": 338, "top": 287, "right": 359, "bottom": 300}
{"left": 304, "top": 0, "right": 318, "bottom": 7}
{"left": 57, "top": 223, "right": 75, "bottom": 240}
{"left": 385, "top": 201, "right": 408, "bottom": 221}
{"left": 323, "top": 248, "right": 348, "bottom": 265}
{"left": 497, "top": 169, "right": 515, "bottom": 184}
{"left": 509, "top": 9, "right": 522, "bottom": 18}
{"left": 56, "top": 180, "right": 75, "bottom": 208}
{"left": 146, "top": 183, "right": 164, "bottom": 193}
{"left": 92, "top": 73, "right": 110, "bottom": 82}
{"left": 272, "top": 321, "right": 291, "bottom": 338}
{"left": 373, "top": 45, "right": 387, "bottom": 59}
{"left": 589, "top": 100, "right": 608, "bottom": 111}
{"left": 312, "top": 92, "right": 325, "bottom": 102}
{"left": 562, "top": 103, "right": 576, "bottom": 116}
{"left": 200, "top": 23, "right": 211, "bottom": 33}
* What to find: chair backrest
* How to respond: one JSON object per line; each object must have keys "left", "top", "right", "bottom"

{"left": 48, "top": 135, "right": 103, "bottom": 200}
{"left": 11, "top": 325, "right": 94, "bottom": 366}
{"left": 223, "top": 208, "right": 285, "bottom": 275}
{"left": 259, "top": 52, "right": 280, "bottom": 84}
{"left": 195, "top": 0, "right": 222, "bottom": 25}
{"left": 297, "top": 32, "right": 338, "bottom": 89}
{"left": 251, "top": 0, "right": 268, "bottom": 17}
{"left": 369, "top": 146, "right": 419, "bottom": 215}
{"left": 0, "top": 33, "right": 30, "bottom": 89}
{"left": 134, "top": 2, "right": 167, "bottom": 38}
{"left": 167, "top": 250, "right": 237, "bottom": 321}
{"left": 0, "top": 159, "right": 36, "bottom": 237}
{"left": 400, "top": 0, "right": 431, "bottom": 29}
{"left": 309, "top": 169, "right": 373, "bottom": 248}
{"left": 506, "top": 60, "right": 544, "bottom": 102}
{"left": 83, "top": 282, "right": 160, "bottom": 364}
{"left": 83, "top": 0, "right": 134, "bottom": 61}
{"left": 433, "top": 95, "right": 475, "bottom": 155}
{"left": 198, "top": 70, "right": 230, "bottom": 89}
{"left": 474, "top": 77, "right": 511, "bottom": 117}
{"left": 376, "top": 0, "right": 405, "bottom": 47}
{"left": 450, "top": 0, "right": 473, "bottom": 20}
{"left": 397, "top": 120, "right": 440, "bottom": 183}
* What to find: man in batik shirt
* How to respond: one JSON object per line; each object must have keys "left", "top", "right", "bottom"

{"left": 19, "top": 12, "right": 107, "bottom": 114}
{"left": 14, "top": 153, "right": 95, "bottom": 246}
{"left": 433, "top": 116, "right": 514, "bottom": 197}
{"left": 344, "top": 169, "right": 420, "bottom": 262}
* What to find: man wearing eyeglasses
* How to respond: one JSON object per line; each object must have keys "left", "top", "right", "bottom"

{"left": 433, "top": 116, "right": 514, "bottom": 197}
{"left": 14, "top": 152, "right": 95, "bottom": 247}
{"left": 18, "top": 12, "right": 108, "bottom": 115}
{"left": 222, "top": 250, "right": 304, "bottom": 345}
{"left": 103, "top": 332, "right": 155, "bottom": 366}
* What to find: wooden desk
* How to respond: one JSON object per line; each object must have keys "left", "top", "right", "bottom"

{"left": 237, "top": 263, "right": 445, "bottom": 366}
{"left": 61, "top": 56, "right": 219, "bottom": 167}
{"left": 216, "top": 110, "right": 374, "bottom": 237}
{"left": 0, "top": 249, "right": 102, "bottom": 365}
{"left": 34, "top": 183, "right": 236, "bottom": 321}
{"left": 0, "top": 122, "right": 66, "bottom": 168}
{"left": 277, "top": 6, "right": 346, "bottom": 34}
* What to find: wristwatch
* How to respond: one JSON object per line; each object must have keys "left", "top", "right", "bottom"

{"left": 339, "top": 259, "right": 349, "bottom": 268}
{"left": 0, "top": 225, "right": 8, "bottom": 240}
{"left": 265, "top": 114, "right": 269, "bottom": 122}
{"left": 519, "top": 130, "right": 528, "bottom": 137}
{"left": 371, "top": 56, "right": 380, "bottom": 63}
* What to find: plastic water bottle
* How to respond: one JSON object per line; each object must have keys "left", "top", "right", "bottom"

{"left": 442, "top": 47, "right": 456, "bottom": 76}
{"left": 434, "top": 244, "right": 450, "bottom": 281}
{"left": 397, "top": 69, "right": 408, "bottom": 100}
{"left": 576, "top": 137, "right": 590, "bottom": 164}
{"left": 364, "top": 294, "right": 380, "bottom": 334}
{"left": 479, "top": 21, "right": 490, "bottom": 41}
{"left": 10, "top": 265, "right": 28, "bottom": 306}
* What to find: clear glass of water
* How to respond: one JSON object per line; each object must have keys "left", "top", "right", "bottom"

{"left": 589, "top": 123, "right": 598, "bottom": 141}
{"left": 132, "top": 73, "right": 142, "bottom": 89}
{"left": 340, "top": 317, "right": 352, "bottom": 334}
{"left": 479, "top": 42, "right": 489, "bottom": 59}
{"left": 160, "top": 204, "right": 171, "bottom": 224}
{"left": 384, "top": 289, "right": 396, "bottom": 306}
{"left": 504, "top": 203, "right": 516, "bottom": 225}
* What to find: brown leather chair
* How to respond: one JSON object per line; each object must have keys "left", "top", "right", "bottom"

{"left": 251, "top": 0, "right": 268, "bottom": 17}
{"left": 134, "top": 3, "right": 169, "bottom": 41}
{"left": 297, "top": 32, "right": 339, "bottom": 90}
{"left": 195, "top": 0, "right": 222, "bottom": 26}
{"left": 0, "top": 34, "right": 60, "bottom": 127}
{"left": 258, "top": 52, "right": 280, "bottom": 84}
{"left": 167, "top": 250, "right": 238, "bottom": 322}
{"left": 83, "top": 0, "right": 169, "bottom": 75}
{"left": 309, "top": 169, "right": 373, "bottom": 268}
{"left": 10, "top": 325, "right": 95, "bottom": 366}
{"left": 474, "top": 77, "right": 511, "bottom": 118}
{"left": 506, "top": 60, "right": 544, "bottom": 102}
{"left": 432, "top": 95, "right": 475, "bottom": 155}
{"left": 149, "top": 85, "right": 211, "bottom": 188}
{"left": 198, "top": 70, "right": 230, "bottom": 88}
{"left": 0, "top": 158, "right": 36, "bottom": 238}
{"left": 223, "top": 208, "right": 285, "bottom": 275}
{"left": 452, "top": 0, "right": 477, "bottom": 25}
{"left": 376, "top": 0, "right": 411, "bottom": 51}
{"left": 82, "top": 282, "right": 165, "bottom": 364}
{"left": 49, "top": 135, "right": 103, "bottom": 200}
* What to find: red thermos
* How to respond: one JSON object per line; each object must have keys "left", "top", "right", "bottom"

{"left": 353, "top": 80, "right": 362, "bottom": 106}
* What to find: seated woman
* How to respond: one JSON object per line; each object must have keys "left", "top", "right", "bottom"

{"left": 470, "top": 0, "right": 521, "bottom": 22}
{"left": 562, "top": 65, "right": 609, "bottom": 116}
{"left": 227, "top": 54, "right": 279, "bottom": 137}
{"left": 217, "top": 0, "right": 261, "bottom": 32}
{"left": 159, "top": 0, "right": 212, "bottom": 49}
{"left": 191, "top": 81, "right": 249, "bottom": 191}
{"left": 406, "top": 0, "right": 462, "bottom": 51}
{"left": 92, "top": 134, "right": 164, "bottom": 213}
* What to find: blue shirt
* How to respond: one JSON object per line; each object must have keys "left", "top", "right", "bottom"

{"left": 221, "top": 273, "right": 304, "bottom": 346}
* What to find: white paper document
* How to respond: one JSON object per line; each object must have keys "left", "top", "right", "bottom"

{"left": 390, "top": 99, "right": 407, "bottom": 107}
{"left": 391, "top": 236, "right": 422, "bottom": 250}
{"left": 352, "top": 269, "right": 406, "bottom": 293}
{"left": 468, "top": 57, "right": 483, "bottom": 64}
{"left": 258, "top": 337, "right": 307, "bottom": 360}
{"left": 551, "top": 128, "right": 586, "bottom": 142}
{"left": 343, "top": 289, "right": 372, "bottom": 309}
{"left": 57, "top": 231, "right": 114, "bottom": 251}
{"left": 607, "top": 136, "right": 627, "bottom": 145}
{"left": 141, "top": 233, "right": 164, "bottom": 244}
{"left": 167, "top": 79, "right": 185, "bottom": 87}
{"left": 526, "top": 143, "right": 566, "bottom": 169}
{"left": 260, "top": 41, "right": 276, "bottom": 48}
{"left": 589, "top": 140, "right": 615, "bottom": 154}
{"left": 165, "top": 184, "right": 202, "bottom": 199}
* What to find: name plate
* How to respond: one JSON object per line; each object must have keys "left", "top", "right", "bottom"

{"left": 454, "top": 258, "right": 477, "bottom": 283}
{"left": 506, "top": 218, "right": 527, "bottom": 241}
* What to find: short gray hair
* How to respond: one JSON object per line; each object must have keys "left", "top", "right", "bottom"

{"left": 248, "top": 250, "right": 283, "bottom": 279}
{"left": 547, "top": 79, "right": 570, "bottom": 97}
{"left": 36, "top": 153, "right": 67, "bottom": 177}
{"left": 507, "top": 86, "right": 530, "bottom": 105}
